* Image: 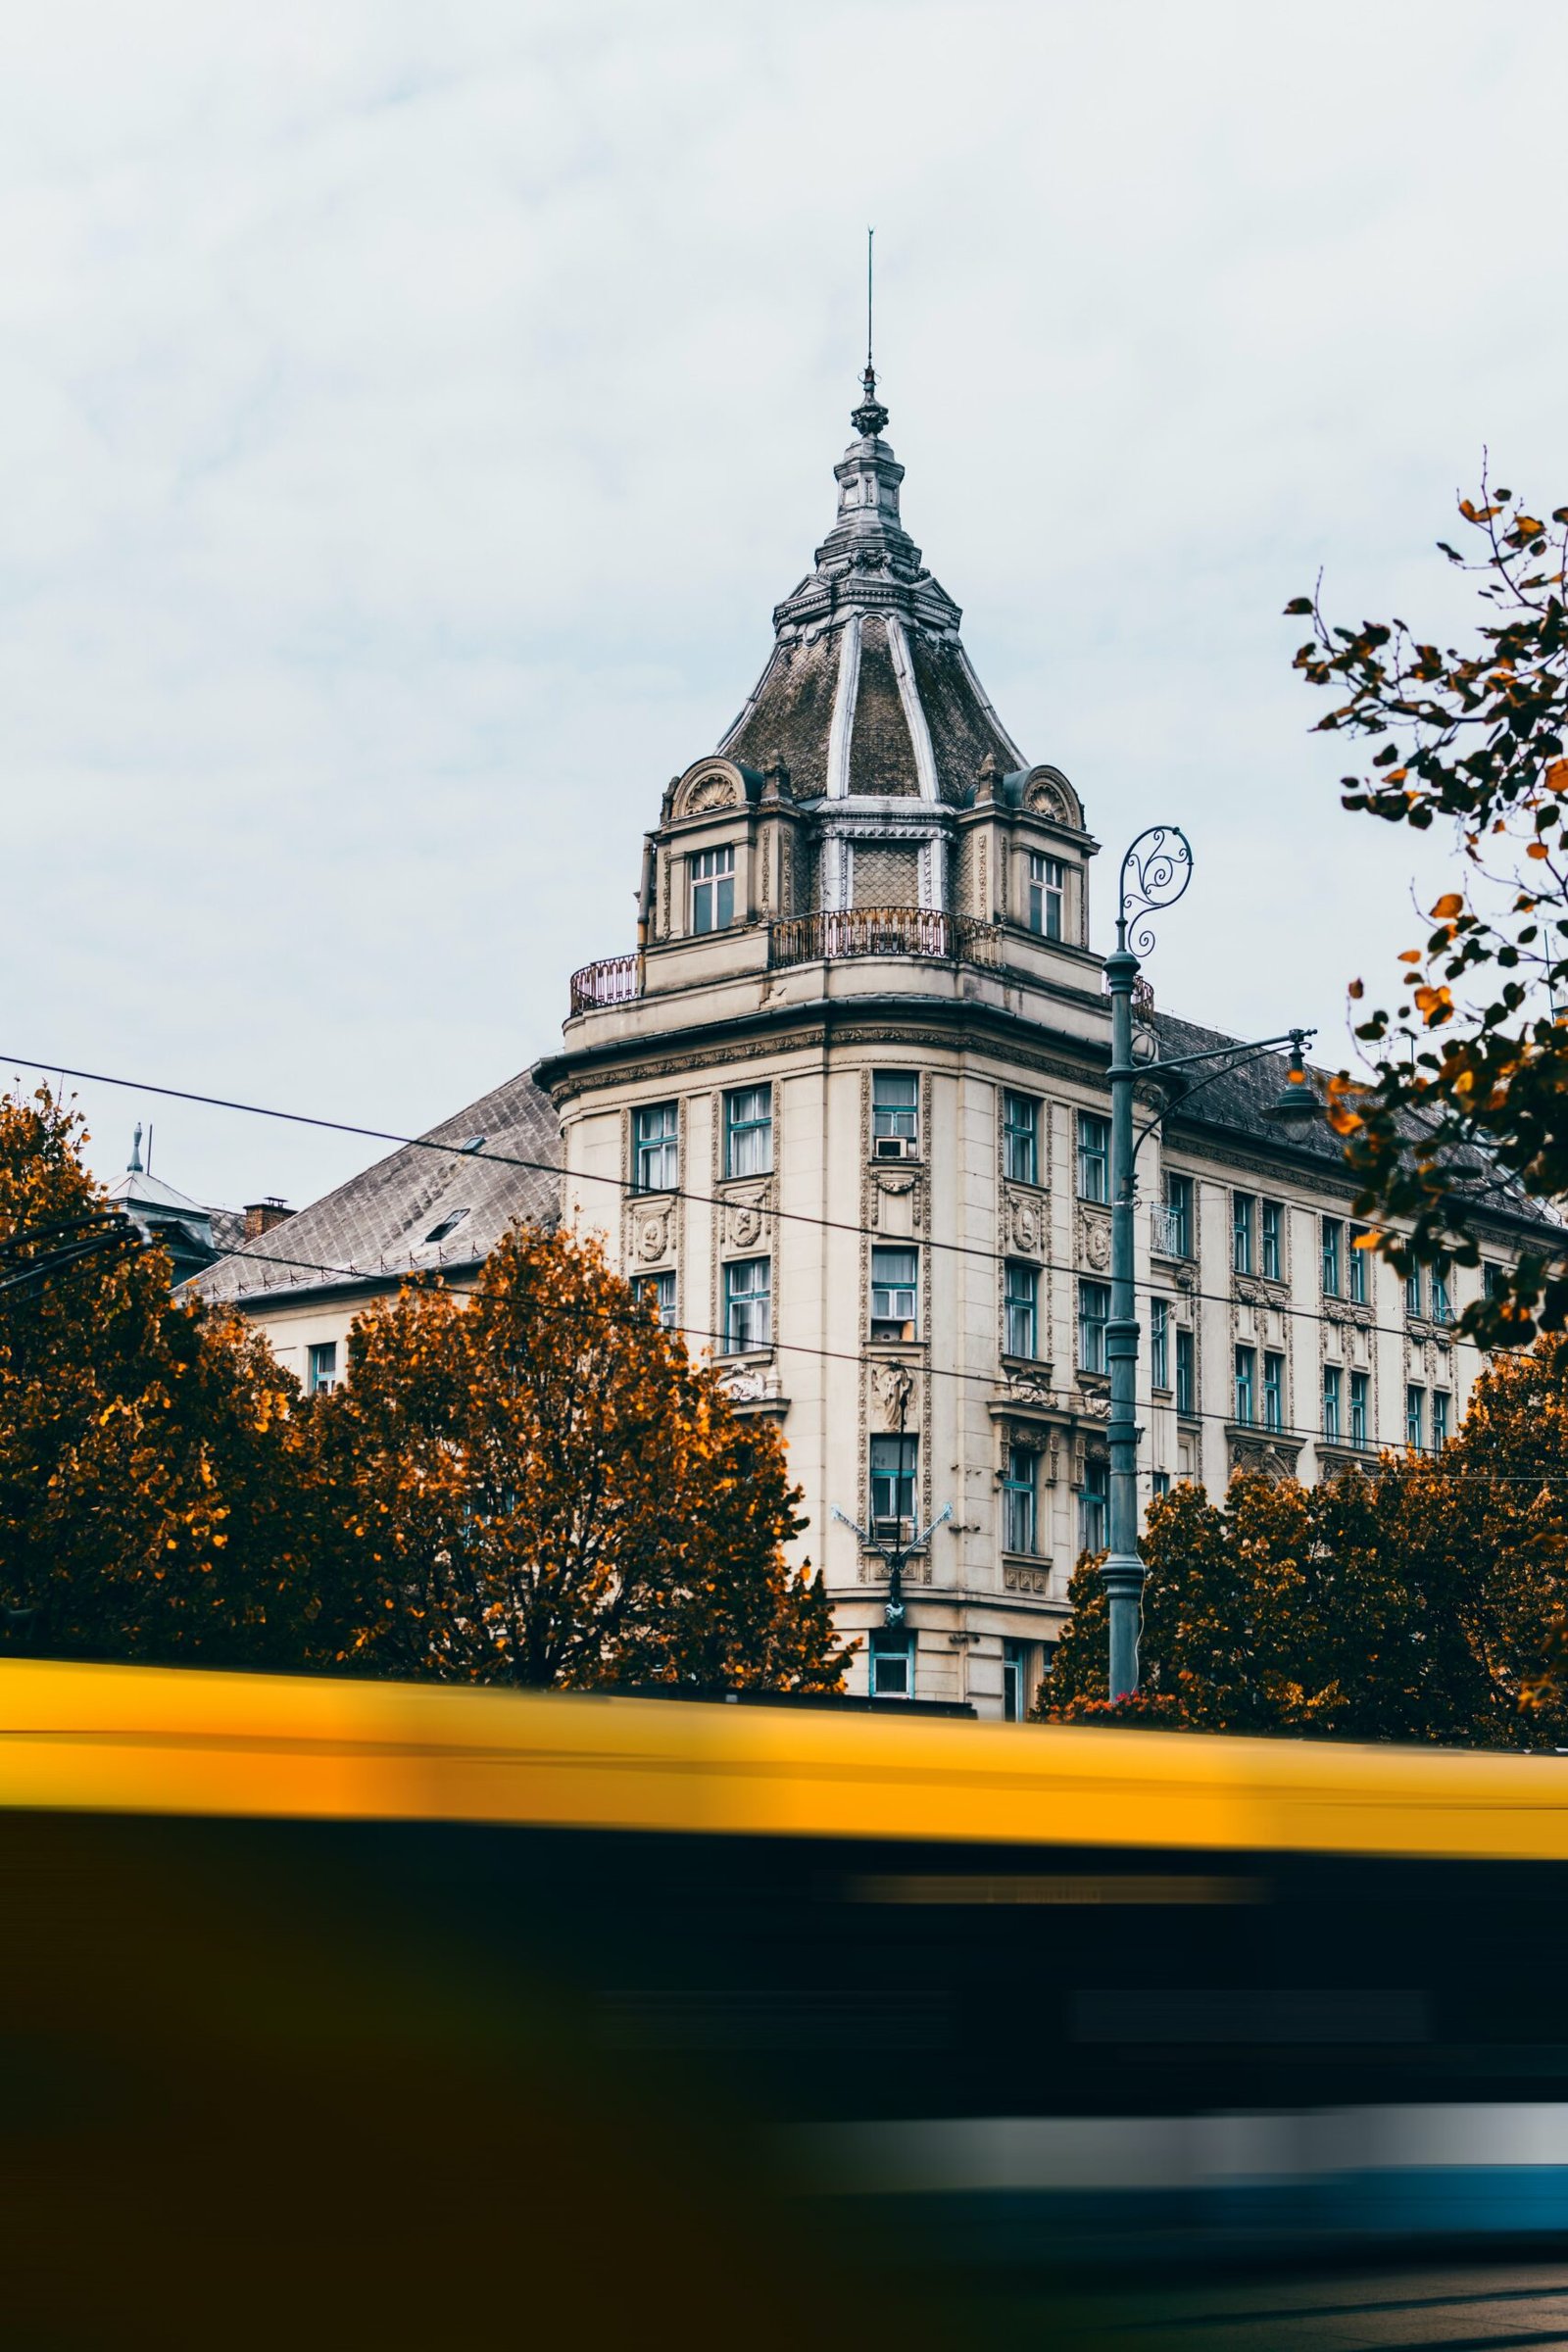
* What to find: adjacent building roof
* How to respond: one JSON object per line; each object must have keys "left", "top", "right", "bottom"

{"left": 194, "top": 1064, "right": 561, "bottom": 1307}
{"left": 717, "top": 366, "right": 1023, "bottom": 805}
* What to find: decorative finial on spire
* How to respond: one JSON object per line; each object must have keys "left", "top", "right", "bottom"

{"left": 851, "top": 226, "right": 889, "bottom": 438}
{"left": 127, "top": 1121, "right": 143, "bottom": 1174}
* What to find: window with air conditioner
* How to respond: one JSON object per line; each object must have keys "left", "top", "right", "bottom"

{"left": 870, "top": 1247, "right": 918, "bottom": 1342}
{"left": 871, "top": 1070, "right": 919, "bottom": 1155}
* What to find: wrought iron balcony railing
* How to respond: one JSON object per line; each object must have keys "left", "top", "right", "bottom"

{"left": 768, "top": 907, "right": 1004, "bottom": 969}
{"left": 568, "top": 910, "right": 1007, "bottom": 1014}
{"left": 569, "top": 952, "right": 639, "bottom": 1014}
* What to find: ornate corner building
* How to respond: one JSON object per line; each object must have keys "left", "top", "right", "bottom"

{"left": 205, "top": 365, "right": 1546, "bottom": 1716}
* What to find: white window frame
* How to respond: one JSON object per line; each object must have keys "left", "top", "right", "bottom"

{"left": 723, "top": 1256, "right": 771, "bottom": 1352}
{"left": 870, "top": 1246, "right": 918, "bottom": 1342}
{"left": 1026, "top": 851, "right": 1064, "bottom": 941}
{"left": 690, "top": 844, "right": 735, "bottom": 935}
{"left": 633, "top": 1102, "right": 679, "bottom": 1194}
{"left": 723, "top": 1085, "right": 772, "bottom": 1179}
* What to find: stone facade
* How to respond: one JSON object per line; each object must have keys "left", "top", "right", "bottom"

{"left": 209, "top": 366, "right": 1544, "bottom": 1717}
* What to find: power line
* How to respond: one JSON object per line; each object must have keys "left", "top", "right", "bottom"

{"left": 141, "top": 1225, "right": 1568, "bottom": 1484}
{"left": 0, "top": 1050, "right": 1518, "bottom": 1357}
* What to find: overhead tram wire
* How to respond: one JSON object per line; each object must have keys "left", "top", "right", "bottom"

{"left": 0, "top": 1049, "right": 1541, "bottom": 1361}
{"left": 52, "top": 1219, "right": 1565, "bottom": 1487}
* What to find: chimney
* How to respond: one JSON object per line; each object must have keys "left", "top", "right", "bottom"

{"left": 244, "top": 1198, "right": 294, "bottom": 1240}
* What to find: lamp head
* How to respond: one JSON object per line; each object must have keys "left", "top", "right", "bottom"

{"left": 1261, "top": 1031, "right": 1320, "bottom": 1128}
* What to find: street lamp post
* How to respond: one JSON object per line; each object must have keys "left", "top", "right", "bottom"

{"left": 1102, "top": 829, "right": 1193, "bottom": 1702}
{"left": 1100, "top": 827, "right": 1321, "bottom": 1701}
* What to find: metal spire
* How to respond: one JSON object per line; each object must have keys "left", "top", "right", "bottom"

{"left": 851, "top": 226, "right": 888, "bottom": 438}
{"left": 127, "top": 1121, "right": 143, "bottom": 1174}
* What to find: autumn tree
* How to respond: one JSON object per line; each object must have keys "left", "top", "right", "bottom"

{"left": 312, "top": 1219, "right": 846, "bottom": 1693}
{"left": 1287, "top": 482, "right": 1568, "bottom": 1339}
{"left": 0, "top": 1089, "right": 318, "bottom": 1667}
{"left": 1042, "top": 1349, "right": 1568, "bottom": 1747}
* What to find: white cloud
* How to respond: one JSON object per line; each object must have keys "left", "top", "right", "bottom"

{"left": 2, "top": 0, "right": 1565, "bottom": 1203}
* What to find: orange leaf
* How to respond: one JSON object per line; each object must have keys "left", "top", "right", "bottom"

{"left": 1527, "top": 841, "right": 1550, "bottom": 860}
{"left": 1430, "top": 893, "right": 1464, "bottom": 918}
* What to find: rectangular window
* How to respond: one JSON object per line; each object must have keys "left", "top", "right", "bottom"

{"left": 1160, "top": 1170, "right": 1194, "bottom": 1260}
{"left": 1002, "top": 1446, "right": 1037, "bottom": 1555}
{"left": 1079, "top": 1456, "right": 1108, "bottom": 1555}
{"left": 1431, "top": 1265, "right": 1452, "bottom": 1326}
{"left": 1233, "top": 1192, "right": 1254, "bottom": 1276}
{"left": 1175, "top": 1326, "right": 1196, "bottom": 1418}
{"left": 1323, "top": 1363, "right": 1343, "bottom": 1444}
{"left": 307, "top": 1341, "right": 337, "bottom": 1395}
{"left": 1322, "top": 1218, "right": 1343, "bottom": 1298}
{"left": 1405, "top": 1265, "right": 1423, "bottom": 1320}
{"left": 1348, "top": 1227, "right": 1368, "bottom": 1304}
{"left": 1483, "top": 1262, "right": 1507, "bottom": 1303}
{"left": 1001, "top": 1639, "right": 1031, "bottom": 1723}
{"left": 1263, "top": 1350, "right": 1285, "bottom": 1432}
{"left": 633, "top": 1270, "right": 677, "bottom": 1332}
{"left": 1002, "top": 1090, "right": 1040, "bottom": 1186}
{"left": 1027, "top": 852, "right": 1064, "bottom": 940}
{"left": 1150, "top": 1297, "right": 1170, "bottom": 1391}
{"left": 1433, "top": 1389, "right": 1450, "bottom": 1446}
{"left": 1004, "top": 1260, "right": 1039, "bottom": 1359}
{"left": 1234, "top": 1344, "right": 1256, "bottom": 1426}
{"left": 1077, "top": 1111, "right": 1110, "bottom": 1203}
{"left": 870, "top": 1630, "right": 913, "bottom": 1700}
{"left": 869, "top": 1433, "right": 917, "bottom": 1534}
{"left": 634, "top": 1101, "right": 679, "bottom": 1194}
{"left": 871, "top": 1069, "right": 919, "bottom": 1146}
{"left": 1349, "top": 1369, "right": 1369, "bottom": 1448}
{"left": 1406, "top": 1384, "right": 1426, "bottom": 1450}
{"left": 723, "top": 1256, "right": 771, "bottom": 1352}
{"left": 689, "top": 844, "right": 735, "bottom": 935}
{"left": 1151, "top": 1470, "right": 1172, "bottom": 1501}
{"left": 723, "top": 1085, "right": 772, "bottom": 1178}
{"left": 870, "top": 1246, "right": 918, "bottom": 1342}
{"left": 1078, "top": 1278, "right": 1110, "bottom": 1374}
{"left": 1261, "top": 1200, "right": 1283, "bottom": 1283}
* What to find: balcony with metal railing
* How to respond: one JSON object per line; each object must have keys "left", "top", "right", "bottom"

{"left": 767, "top": 907, "right": 1003, "bottom": 969}
{"left": 567, "top": 909, "right": 1007, "bottom": 1015}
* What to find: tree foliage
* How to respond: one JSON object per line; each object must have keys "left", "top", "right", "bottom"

{"left": 312, "top": 1220, "right": 847, "bottom": 1692}
{"left": 0, "top": 1090, "right": 316, "bottom": 1666}
{"left": 1041, "top": 1339, "right": 1568, "bottom": 1745}
{"left": 1287, "top": 482, "right": 1568, "bottom": 1340}
{"left": 0, "top": 1096, "right": 845, "bottom": 1694}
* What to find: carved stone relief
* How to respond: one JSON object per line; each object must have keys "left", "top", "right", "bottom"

{"left": 685, "top": 771, "right": 739, "bottom": 813}
{"left": 1076, "top": 1207, "right": 1111, "bottom": 1272}
{"left": 1005, "top": 1189, "right": 1044, "bottom": 1256}
{"left": 872, "top": 1361, "right": 915, "bottom": 1431}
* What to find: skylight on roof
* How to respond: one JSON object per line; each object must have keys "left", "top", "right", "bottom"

{"left": 422, "top": 1207, "right": 470, "bottom": 1247}
{"left": 460, "top": 1136, "right": 487, "bottom": 1153}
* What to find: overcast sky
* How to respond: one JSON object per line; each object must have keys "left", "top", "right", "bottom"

{"left": 6, "top": 0, "right": 1567, "bottom": 1211}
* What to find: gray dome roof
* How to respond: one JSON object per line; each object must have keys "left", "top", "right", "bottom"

{"left": 718, "top": 370, "right": 1023, "bottom": 807}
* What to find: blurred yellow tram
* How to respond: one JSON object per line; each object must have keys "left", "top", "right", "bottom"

{"left": 5, "top": 1657, "right": 1568, "bottom": 2347}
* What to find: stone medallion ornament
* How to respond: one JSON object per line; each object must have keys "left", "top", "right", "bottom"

{"left": 637, "top": 1212, "right": 669, "bottom": 1262}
